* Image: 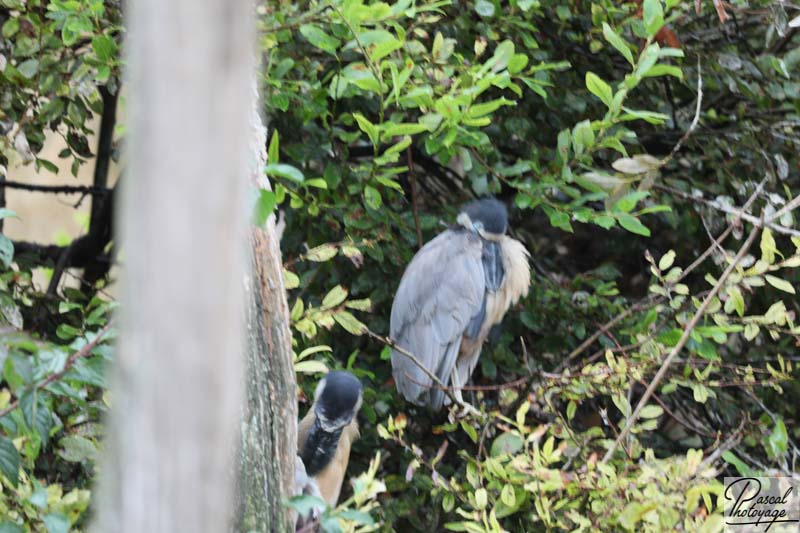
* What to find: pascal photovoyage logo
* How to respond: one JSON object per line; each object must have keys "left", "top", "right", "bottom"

{"left": 724, "top": 477, "right": 800, "bottom": 532}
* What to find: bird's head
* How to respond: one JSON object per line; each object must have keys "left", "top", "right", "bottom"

{"left": 313, "top": 371, "right": 363, "bottom": 431}
{"left": 457, "top": 197, "right": 508, "bottom": 238}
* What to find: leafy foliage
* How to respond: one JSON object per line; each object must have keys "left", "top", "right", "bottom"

{"left": 264, "top": 0, "right": 800, "bottom": 530}
{"left": 0, "top": 0, "right": 122, "bottom": 173}
{"left": 1, "top": 230, "right": 114, "bottom": 531}
{"left": 1, "top": 0, "right": 799, "bottom": 530}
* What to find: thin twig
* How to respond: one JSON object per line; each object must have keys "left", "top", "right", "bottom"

{"left": 668, "top": 60, "right": 703, "bottom": 158}
{"left": 656, "top": 184, "right": 800, "bottom": 237}
{"left": 0, "top": 179, "right": 111, "bottom": 196}
{"left": 0, "top": 321, "right": 114, "bottom": 419}
{"left": 363, "top": 327, "right": 461, "bottom": 408}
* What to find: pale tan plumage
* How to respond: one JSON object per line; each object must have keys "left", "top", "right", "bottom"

{"left": 455, "top": 235, "right": 530, "bottom": 387}
{"left": 297, "top": 407, "right": 360, "bottom": 507}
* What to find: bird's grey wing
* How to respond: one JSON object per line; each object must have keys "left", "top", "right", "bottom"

{"left": 390, "top": 230, "right": 485, "bottom": 408}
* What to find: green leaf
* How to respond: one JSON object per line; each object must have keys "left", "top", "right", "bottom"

{"left": 0, "top": 437, "right": 20, "bottom": 487}
{"left": 288, "top": 494, "right": 327, "bottom": 518}
{"left": 57, "top": 435, "right": 97, "bottom": 463}
{"left": 364, "top": 185, "right": 382, "bottom": 210}
{"left": 613, "top": 191, "right": 649, "bottom": 213}
{"left": 252, "top": 190, "right": 276, "bottom": 226}
{"left": 322, "top": 285, "right": 348, "bottom": 308}
{"left": 306, "top": 244, "right": 338, "bottom": 262}
{"left": 486, "top": 40, "right": 514, "bottom": 72}
{"left": 381, "top": 122, "right": 430, "bottom": 139}
{"left": 466, "top": 98, "right": 514, "bottom": 119}
{"left": 284, "top": 269, "right": 300, "bottom": 289}
{"left": 0, "top": 523, "right": 24, "bottom": 533}
{"left": 299, "top": 24, "right": 341, "bottom": 55}
{"left": 508, "top": 54, "right": 529, "bottom": 74}
{"left": 593, "top": 215, "right": 616, "bottom": 229}
{"left": 491, "top": 432, "right": 523, "bottom": 456}
{"left": 620, "top": 107, "right": 669, "bottom": 124}
{"left": 765, "top": 275, "right": 795, "bottom": 294}
{"left": 295, "top": 360, "right": 329, "bottom": 374}
{"left": 659, "top": 250, "right": 676, "bottom": 271}
{"left": 572, "top": 119, "right": 595, "bottom": 154}
{"left": 639, "top": 405, "right": 663, "bottom": 418}
{"left": 345, "top": 298, "right": 372, "bottom": 311}
{"left": 0, "top": 235, "right": 13, "bottom": 269}
{"left": 642, "top": 64, "right": 684, "bottom": 79}
{"left": 585, "top": 72, "right": 613, "bottom": 108}
{"left": 369, "top": 36, "right": 402, "bottom": 63}
{"left": 17, "top": 58, "right": 38, "bottom": 79}
{"left": 744, "top": 323, "right": 760, "bottom": 341}
{"left": 265, "top": 163, "right": 304, "bottom": 183}
{"left": 333, "top": 311, "right": 366, "bottom": 336}
{"left": 475, "top": 0, "right": 495, "bottom": 17}
{"left": 724, "top": 286, "right": 745, "bottom": 316}
{"left": 42, "top": 514, "right": 70, "bottom": 533}
{"left": 338, "top": 510, "right": 375, "bottom": 526}
{"left": 767, "top": 418, "right": 788, "bottom": 457}
{"left": 547, "top": 210, "right": 573, "bottom": 233}
{"left": 353, "top": 113, "right": 380, "bottom": 146}
{"left": 566, "top": 400, "right": 577, "bottom": 420}
{"left": 602, "top": 23, "right": 634, "bottom": 66}
{"left": 91, "top": 35, "right": 116, "bottom": 62}
{"left": 474, "top": 487, "right": 488, "bottom": 510}
{"left": 501, "top": 484, "right": 516, "bottom": 507}
{"left": 461, "top": 420, "right": 478, "bottom": 443}
{"left": 268, "top": 130, "right": 279, "bottom": 164}
{"left": 642, "top": 0, "right": 665, "bottom": 37}
{"left": 618, "top": 214, "right": 651, "bottom": 236}
{"left": 722, "top": 451, "right": 753, "bottom": 477}
{"left": 1, "top": 17, "right": 19, "bottom": 38}
{"left": 618, "top": 502, "right": 658, "bottom": 529}
{"left": 761, "top": 228, "right": 777, "bottom": 264}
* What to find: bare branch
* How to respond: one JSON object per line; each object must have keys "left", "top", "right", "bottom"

{"left": 657, "top": 184, "right": 800, "bottom": 237}
{"left": 668, "top": 60, "right": 703, "bottom": 158}
{"left": 0, "top": 179, "right": 111, "bottom": 196}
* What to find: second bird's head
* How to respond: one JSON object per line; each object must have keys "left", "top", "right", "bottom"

{"left": 457, "top": 197, "right": 508, "bottom": 238}
{"left": 313, "top": 371, "right": 363, "bottom": 431}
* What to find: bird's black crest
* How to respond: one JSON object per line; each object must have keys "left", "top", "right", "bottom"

{"left": 461, "top": 198, "right": 508, "bottom": 235}
{"left": 315, "top": 371, "right": 362, "bottom": 423}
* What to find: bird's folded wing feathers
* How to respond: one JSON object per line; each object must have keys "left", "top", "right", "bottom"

{"left": 390, "top": 230, "right": 485, "bottom": 405}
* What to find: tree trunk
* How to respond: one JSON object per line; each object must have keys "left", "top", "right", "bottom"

{"left": 94, "top": 0, "right": 254, "bottom": 531}
{"left": 235, "top": 106, "right": 298, "bottom": 530}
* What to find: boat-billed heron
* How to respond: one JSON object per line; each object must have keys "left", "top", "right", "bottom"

{"left": 297, "top": 371, "right": 362, "bottom": 507}
{"left": 390, "top": 198, "right": 530, "bottom": 411}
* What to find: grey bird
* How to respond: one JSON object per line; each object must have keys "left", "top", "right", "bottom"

{"left": 390, "top": 198, "right": 530, "bottom": 411}
{"left": 297, "top": 371, "right": 362, "bottom": 507}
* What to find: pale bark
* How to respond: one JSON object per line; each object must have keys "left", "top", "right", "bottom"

{"left": 94, "top": 1, "right": 254, "bottom": 531}
{"left": 236, "top": 107, "right": 298, "bottom": 531}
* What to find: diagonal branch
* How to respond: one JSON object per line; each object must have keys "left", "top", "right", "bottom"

{"left": 600, "top": 183, "right": 798, "bottom": 463}
{"left": 363, "top": 327, "right": 462, "bottom": 408}
{"left": 601, "top": 222, "right": 761, "bottom": 463}
{"left": 0, "top": 321, "right": 114, "bottom": 420}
